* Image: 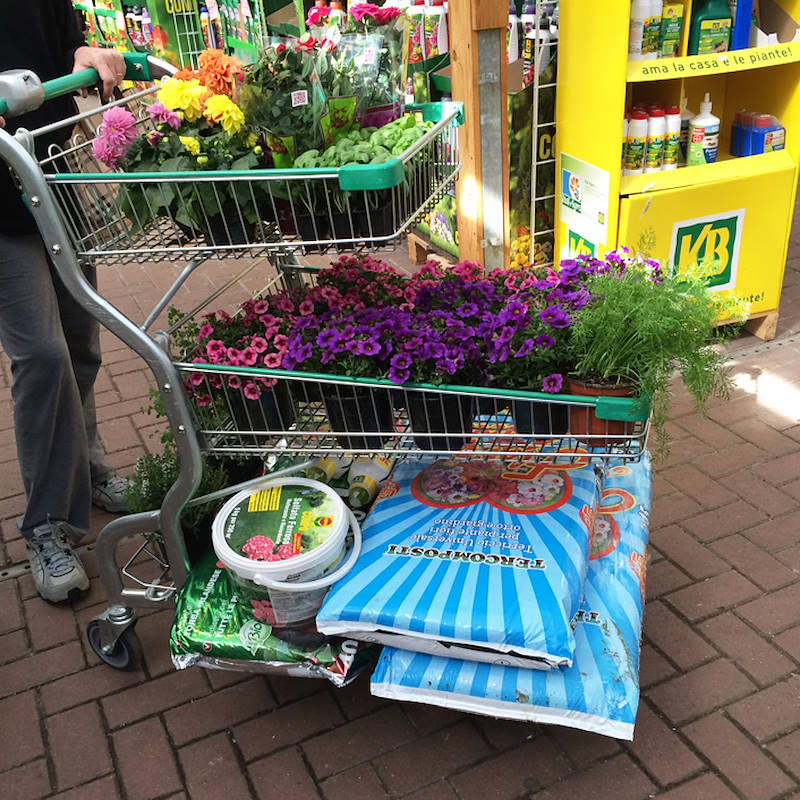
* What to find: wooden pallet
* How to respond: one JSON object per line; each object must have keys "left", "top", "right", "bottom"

{"left": 718, "top": 309, "right": 780, "bottom": 341}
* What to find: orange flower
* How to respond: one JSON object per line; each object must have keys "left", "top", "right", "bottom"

{"left": 173, "top": 67, "right": 198, "bottom": 82}
{"left": 195, "top": 49, "right": 242, "bottom": 98}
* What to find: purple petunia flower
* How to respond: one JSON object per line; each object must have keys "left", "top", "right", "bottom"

{"left": 535, "top": 334, "right": 555, "bottom": 349}
{"left": 542, "top": 373, "right": 563, "bottom": 393}
{"left": 514, "top": 338, "right": 535, "bottom": 358}
{"left": 391, "top": 353, "right": 412, "bottom": 370}
{"left": 388, "top": 367, "right": 410, "bottom": 384}
{"left": 539, "top": 305, "right": 572, "bottom": 329}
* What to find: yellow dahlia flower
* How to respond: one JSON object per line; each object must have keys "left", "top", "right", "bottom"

{"left": 202, "top": 94, "right": 245, "bottom": 136}
{"left": 179, "top": 136, "right": 201, "bottom": 155}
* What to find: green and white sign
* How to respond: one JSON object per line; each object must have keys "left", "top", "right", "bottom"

{"left": 559, "top": 153, "right": 610, "bottom": 245}
{"left": 567, "top": 230, "right": 595, "bottom": 257}
{"left": 669, "top": 209, "right": 745, "bottom": 291}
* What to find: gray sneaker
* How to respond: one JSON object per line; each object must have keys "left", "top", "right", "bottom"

{"left": 92, "top": 474, "right": 129, "bottom": 514}
{"left": 25, "top": 522, "right": 90, "bottom": 603}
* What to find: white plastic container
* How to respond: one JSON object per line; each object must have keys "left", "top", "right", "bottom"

{"left": 679, "top": 96, "right": 695, "bottom": 165}
{"left": 212, "top": 477, "right": 361, "bottom": 625}
{"left": 687, "top": 92, "right": 720, "bottom": 166}
{"left": 629, "top": 0, "right": 647, "bottom": 59}
{"left": 622, "top": 112, "right": 629, "bottom": 172}
{"left": 306, "top": 454, "right": 352, "bottom": 483}
{"left": 642, "top": 0, "right": 663, "bottom": 59}
{"left": 644, "top": 107, "right": 666, "bottom": 172}
{"left": 623, "top": 108, "right": 648, "bottom": 175}
{"left": 663, "top": 104, "right": 681, "bottom": 169}
{"left": 425, "top": 0, "right": 448, "bottom": 57}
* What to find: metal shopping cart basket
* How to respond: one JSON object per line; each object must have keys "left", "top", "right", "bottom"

{"left": 0, "top": 53, "right": 648, "bottom": 669}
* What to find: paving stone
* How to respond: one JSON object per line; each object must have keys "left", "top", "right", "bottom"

{"left": 0, "top": 640, "right": 85, "bottom": 700}
{"left": 644, "top": 559, "right": 691, "bottom": 599}
{"left": 233, "top": 691, "right": 344, "bottom": 762}
{"left": 249, "top": 746, "right": 320, "bottom": 800}
{"left": 638, "top": 643, "right": 677, "bottom": 688}
{"left": 745, "top": 511, "right": 800, "bottom": 551}
{"left": 626, "top": 702, "right": 703, "bottom": 786}
{"left": 22, "top": 596, "right": 80, "bottom": 651}
{"left": 710, "top": 534, "right": 798, "bottom": 591}
{"left": 649, "top": 492, "right": 705, "bottom": 528}
{"left": 529, "top": 753, "right": 656, "bottom": 800}
{"left": 178, "top": 733, "right": 252, "bottom": 800}
{"left": 646, "top": 660, "right": 755, "bottom": 725}
{"left": 317, "top": 763, "right": 387, "bottom": 800}
{"left": 684, "top": 711, "right": 796, "bottom": 800}
{"left": 726, "top": 674, "right": 800, "bottom": 741}
{"left": 658, "top": 464, "right": 738, "bottom": 509}
{"left": 112, "top": 717, "right": 182, "bottom": 800}
{"left": 737, "top": 582, "right": 800, "bottom": 635}
{"left": 0, "top": 579, "right": 22, "bottom": 634}
{"left": 373, "top": 720, "right": 491, "bottom": 795}
{"left": 699, "top": 612, "right": 795, "bottom": 686}
{"left": 682, "top": 500, "right": 768, "bottom": 542}
{"left": 729, "top": 419, "right": 799, "bottom": 456}
{"left": 758, "top": 450, "right": 800, "bottom": 487}
{"left": 545, "top": 726, "right": 620, "bottom": 768}
{"left": 665, "top": 570, "right": 762, "bottom": 622}
{"left": 0, "top": 628, "right": 27, "bottom": 665}
{"left": 768, "top": 729, "right": 800, "bottom": 776}
{"left": 643, "top": 600, "right": 717, "bottom": 670}
{"left": 402, "top": 699, "right": 466, "bottom": 736}
{"left": 775, "top": 624, "right": 800, "bottom": 663}
{"left": 47, "top": 702, "right": 112, "bottom": 791}
{"left": 473, "top": 717, "right": 541, "bottom": 751}
{"left": 47, "top": 775, "right": 121, "bottom": 800}
{"left": 403, "top": 782, "right": 461, "bottom": 800}
{"left": 654, "top": 773, "right": 740, "bottom": 800}
{"left": 449, "top": 736, "right": 570, "bottom": 799}
{"left": 673, "top": 416, "right": 744, "bottom": 450}
{"left": 0, "top": 759, "right": 50, "bottom": 799}
{"left": 649, "top": 524, "right": 728, "bottom": 580}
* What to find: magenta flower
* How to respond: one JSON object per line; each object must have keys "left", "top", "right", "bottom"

{"left": 147, "top": 101, "right": 181, "bottom": 130}
{"left": 542, "top": 373, "right": 564, "bottom": 393}
{"left": 263, "top": 352, "right": 281, "bottom": 368}
{"left": 251, "top": 336, "right": 268, "bottom": 353}
{"left": 243, "top": 381, "right": 261, "bottom": 400}
{"left": 99, "top": 106, "right": 137, "bottom": 148}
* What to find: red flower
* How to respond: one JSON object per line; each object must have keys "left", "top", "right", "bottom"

{"left": 294, "top": 34, "right": 317, "bottom": 52}
{"left": 306, "top": 6, "right": 331, "bottom": 26}
{"left": 275, "top": 42, "right": 287, "bottom": 54}
{"left": 350, "top": 3, "right": 381, "bottom": 22}
{"left": 373, "top": 7, "right": 402, "bottom": 24}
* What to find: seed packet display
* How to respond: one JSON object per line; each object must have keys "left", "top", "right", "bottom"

{"left": 317, "top": 457, "right": 603, "bottom": 668}
{"left": 370, "top": 456, "right": 651, "bottom": 739}
{"left": 170, "top": 551, "right": 376, "bottom": 687}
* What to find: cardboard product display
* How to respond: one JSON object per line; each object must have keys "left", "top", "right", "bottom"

{"left": 370, "top": 456, "right": 652, "bottom": 739}
{"left": 317, "top": 456, "right": 603, "bottom": 668}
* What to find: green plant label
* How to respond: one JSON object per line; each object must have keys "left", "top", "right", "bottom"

{"left": 265, "top": 131, "right": 296, "bottom": 168}
{"left": 320, "top": 96, "right": 358, "bottom": 146}
{"left": 670, "top": 209, "right": 745, "bottom": 291}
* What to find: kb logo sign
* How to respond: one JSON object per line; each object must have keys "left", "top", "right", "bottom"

{"left": 669, "top": 209, "right": 745, "bottom": 291}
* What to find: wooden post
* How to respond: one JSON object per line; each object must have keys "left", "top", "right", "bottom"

{"left": 448, "top": 0, "right": 510, "bottom": 268}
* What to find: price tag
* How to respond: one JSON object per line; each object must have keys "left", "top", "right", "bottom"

{"left": 291, "top": 90, "right": 309, "bottom": 108}
{"left": 240, "top": 0, "right": 252, "bottom": 19}
{"left": 206, "top": 0, "right": 221, "bottom": 20}
{"left": 363, "top": 46, "right": 376, "bottom": 65}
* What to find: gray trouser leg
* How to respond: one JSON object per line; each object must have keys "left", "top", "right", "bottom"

{"left": 0, "top": 232, "right": 109, "bottom": 538}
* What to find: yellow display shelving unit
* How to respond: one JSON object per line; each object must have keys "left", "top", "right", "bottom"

{"left": 555, "top": 0, "right": 800, "bottom": 339}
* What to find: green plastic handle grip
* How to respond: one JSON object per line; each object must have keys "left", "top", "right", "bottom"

{"left": 0, "top": 52, "right": 150, "bottom": 116}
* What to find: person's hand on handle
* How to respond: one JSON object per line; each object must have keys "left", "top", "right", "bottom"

{"left": 72, "top": 46, "right": 126, "bottom": 102}
{"left": 0, "top": 116, "right": 4, "bottom": 129}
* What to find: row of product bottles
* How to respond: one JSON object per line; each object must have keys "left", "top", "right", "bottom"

{"left": 731, "top": 110, "right": 786, "bottom": 156}
{"left": 507, "top": 1, "right": 559, "bottom": 69}
{"left": 623, "top": 92, "right": 725, "bottom": 173}
{"left": 306, "top": 454, "right": 395, "bottom": 509}
{"left": 401, "top": 0, "right": 450, "bottom": 63}
{"left": 629, "top": 0, "right": 754, "bottom": 60}
{"left": 628, "top": 0, "right": 683, "bottom": 59}
{"left": 123, "top": 5, "right": 152, "bottom": 49}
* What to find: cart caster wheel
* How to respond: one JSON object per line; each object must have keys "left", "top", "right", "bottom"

{"left": 86, "top": 620, "right": 142, "bottom": 670}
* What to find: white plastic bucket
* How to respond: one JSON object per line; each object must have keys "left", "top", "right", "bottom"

{"left": 212, "top": 477, "right": 361, "bottom": 626}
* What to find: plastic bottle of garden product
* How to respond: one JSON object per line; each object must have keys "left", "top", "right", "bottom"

{"left": 520, "top": 0, "right": 536, "bottom": 41}
{"left": 642, "top": 0, "right": 663, "bottom": 59}
{"left": 629, "top": 0, "right": 647, "bottom": 60}
{"left": 729, "top": 0, "right": 754, "bottom": 50}
{"left": 507, "top": 0, "right": 521, "bottom": 64}
{"left": 425, "top": 0, "right": 448, "bottom": 58}
{"left": 306, "top": 454, "right": 353, "bottom": 483}
{"left": 644, "top": 107, "right": 666, "bottom": 171}
{"left": 348, "top": 456, "right": 394, "bottom": 508}
{"left": 679, "top": 96, "right": 695, "bottom": 164}
{"left": 687, "top": 92, "right": 720, "bottom": 165}
{"left": 750, "top": 114, "right": 786, "bottom": 154}
{"left": 662, "top": 104, "right": 681, "bottom": 169}
{"left": 687, "top": 0, "right": 731, "bottom": 55}
{"left": 407, "top": 0, "right": 427, "bottom": 62}
{"left": 141, "top": 6, "right": 152, "bottom": 48}
{"left": 329, "top": 0, "right": 346, "bottom": 26}
{"left": 730, "top": 108, "right": 748, "bottom": 156}
{"left": 623, "top": 108, "right": 648, "bottom": 175}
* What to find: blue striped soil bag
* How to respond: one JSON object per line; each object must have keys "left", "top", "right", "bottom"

{"left": 317, "top": 457, "right": 604, "bottom": 668}
{"left": 369, "top": 456, "right": 651, "bottom": 739}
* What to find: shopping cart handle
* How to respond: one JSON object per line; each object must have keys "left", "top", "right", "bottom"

{"left": 0, "top": 52, "right": 153, "bottom": 118}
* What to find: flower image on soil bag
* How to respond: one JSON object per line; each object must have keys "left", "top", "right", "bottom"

{"left": 170, "top": 550, "right": 375, "bottom": 687}
{"left": 370, "top": 456, "right": 651, "bottom": 739}
{"left": 317, "top": 457, "right": 603, "bottom": 668}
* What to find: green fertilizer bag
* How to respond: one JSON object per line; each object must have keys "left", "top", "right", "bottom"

{"left": 170, "top": 550, "right": 376, "bottom": 686}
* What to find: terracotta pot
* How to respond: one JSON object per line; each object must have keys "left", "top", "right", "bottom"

{"left": 567, "top": 378, "right": 635, "bottom": 443}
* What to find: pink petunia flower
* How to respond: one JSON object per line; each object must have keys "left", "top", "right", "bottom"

{"left": 263, "top": 352, "right": 282, "bottom": 368}
{"left": 250, "top": 336, "right": 268, "bottom": 353}
{"left": 243, "top": 381, "right": 261, "bottom": 400}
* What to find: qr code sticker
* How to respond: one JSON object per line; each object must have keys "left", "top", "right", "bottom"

{"left": 291, "top": 90, "right": 309, "bottom": 108}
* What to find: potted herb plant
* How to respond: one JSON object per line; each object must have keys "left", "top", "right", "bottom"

{"left": 564, "top": 250, "right": 746, "bottom": 457}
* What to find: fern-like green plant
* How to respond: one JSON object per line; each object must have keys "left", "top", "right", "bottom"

{"left": 566, "top": 257, "right": 747, "bottom": 458}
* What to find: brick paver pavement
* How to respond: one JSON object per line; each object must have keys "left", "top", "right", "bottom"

{"left": 1, "top": 215, "right": 800, "bottom": 798}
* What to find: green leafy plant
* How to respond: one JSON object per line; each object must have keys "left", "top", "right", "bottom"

{"left": 565, "top": 252, "right": 748, "bottom": 458}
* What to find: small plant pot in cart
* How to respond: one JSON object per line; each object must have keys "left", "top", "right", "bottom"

{"left": 294, "top": 212, "right": 330, "bottom": 252}
{"left": 406, "top": 393, "right": 474, "bottom": 451}
{"left": 212, "top": 478, "right": 355, "bottom": 626}
{"left": 227, "top": 380, "right": 295, "bottom": 434}
{"left": 512, "top": 391, "right": 569, "bottom": 437}
{"left": 321, "top": 385, "right": 394, "bottom": 450}
{"left": 566, "top": 379, "right": 636, "bottom": 444}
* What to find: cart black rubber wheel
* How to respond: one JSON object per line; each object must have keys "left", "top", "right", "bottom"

{"left": 86, "top": 620, "right": 141, "bottom": 670}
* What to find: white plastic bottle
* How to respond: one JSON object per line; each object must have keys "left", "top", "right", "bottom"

{"left": 687, "top": 92, "right": 720, "bottom": 166}
{"left": 679, "top": 96, "right": 695, "bottom": 165}
{"left": 507, "top": 0, "right": 521, "bottom": 64}
{"left": 642, "top": 0, "right": 663, "bottom": 59}
{"left": 348, "top": 456, "right": 394, "bottom": 508}
{"left": 645, "top": 107, "right": 666, "bottom": 172}
{"left": 623, "top": 108, "right": 648, "bottom": 175}
{"left": 306, "top": 454, "right": 353, "bottom": 484}
{"left": 425, "top": 0, "right": 448, "bottom": 58}
{"left": 629, "top": 0, "right": 647, "bottom": 60}
{"left": 662, "top": 104, "right": 681, "bottom": 169}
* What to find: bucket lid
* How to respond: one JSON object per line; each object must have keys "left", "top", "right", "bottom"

{"left": 213, "top": 478, "right": 348, "bottom": 576}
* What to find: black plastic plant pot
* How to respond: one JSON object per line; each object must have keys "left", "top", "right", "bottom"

{"left": 512, "top": 394, "right": 569, "bottom": 437}
{"left": 204, "top": 211, "right": 254, "bottom": 247}
{"left": 294, "top": 212, "right": 330, "bottom": 252}
{"left": 360, "top": 202, "right": 395, "bottom": 238}
{"left": 321, "top": 385, "right": 393, "bottom": 450}
{"left": 331, "top": 211, "right": 357, "bottom": 247}
{"left": 406, "top": 393, "right": 474, "bottom": 452}
{"left": 227, "top": 380, "right": 295, "bottom": 434}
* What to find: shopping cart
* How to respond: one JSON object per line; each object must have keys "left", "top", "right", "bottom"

{"left": 0, "top": 53, "right": 648, "bottom": 669}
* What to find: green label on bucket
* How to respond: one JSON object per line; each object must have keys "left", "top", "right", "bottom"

{"left": 224, "top": 484, "right": 342, "bottom": 563}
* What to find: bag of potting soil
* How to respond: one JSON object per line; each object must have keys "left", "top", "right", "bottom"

{"left": 170, "top": 550, "right": 377, "bottom": 687}
{"left": 370, "top": 455, "right": 651, "bottom": 739}
{"left": 317, "top": 456, "right": 603, "bottom": 668}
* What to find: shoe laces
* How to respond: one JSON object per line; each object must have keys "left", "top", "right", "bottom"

{"left": 30, "top": 524, "right": 77, "bottom": 577}
{"left": 96, "top": 474, "right": 127, "bottom": 495}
